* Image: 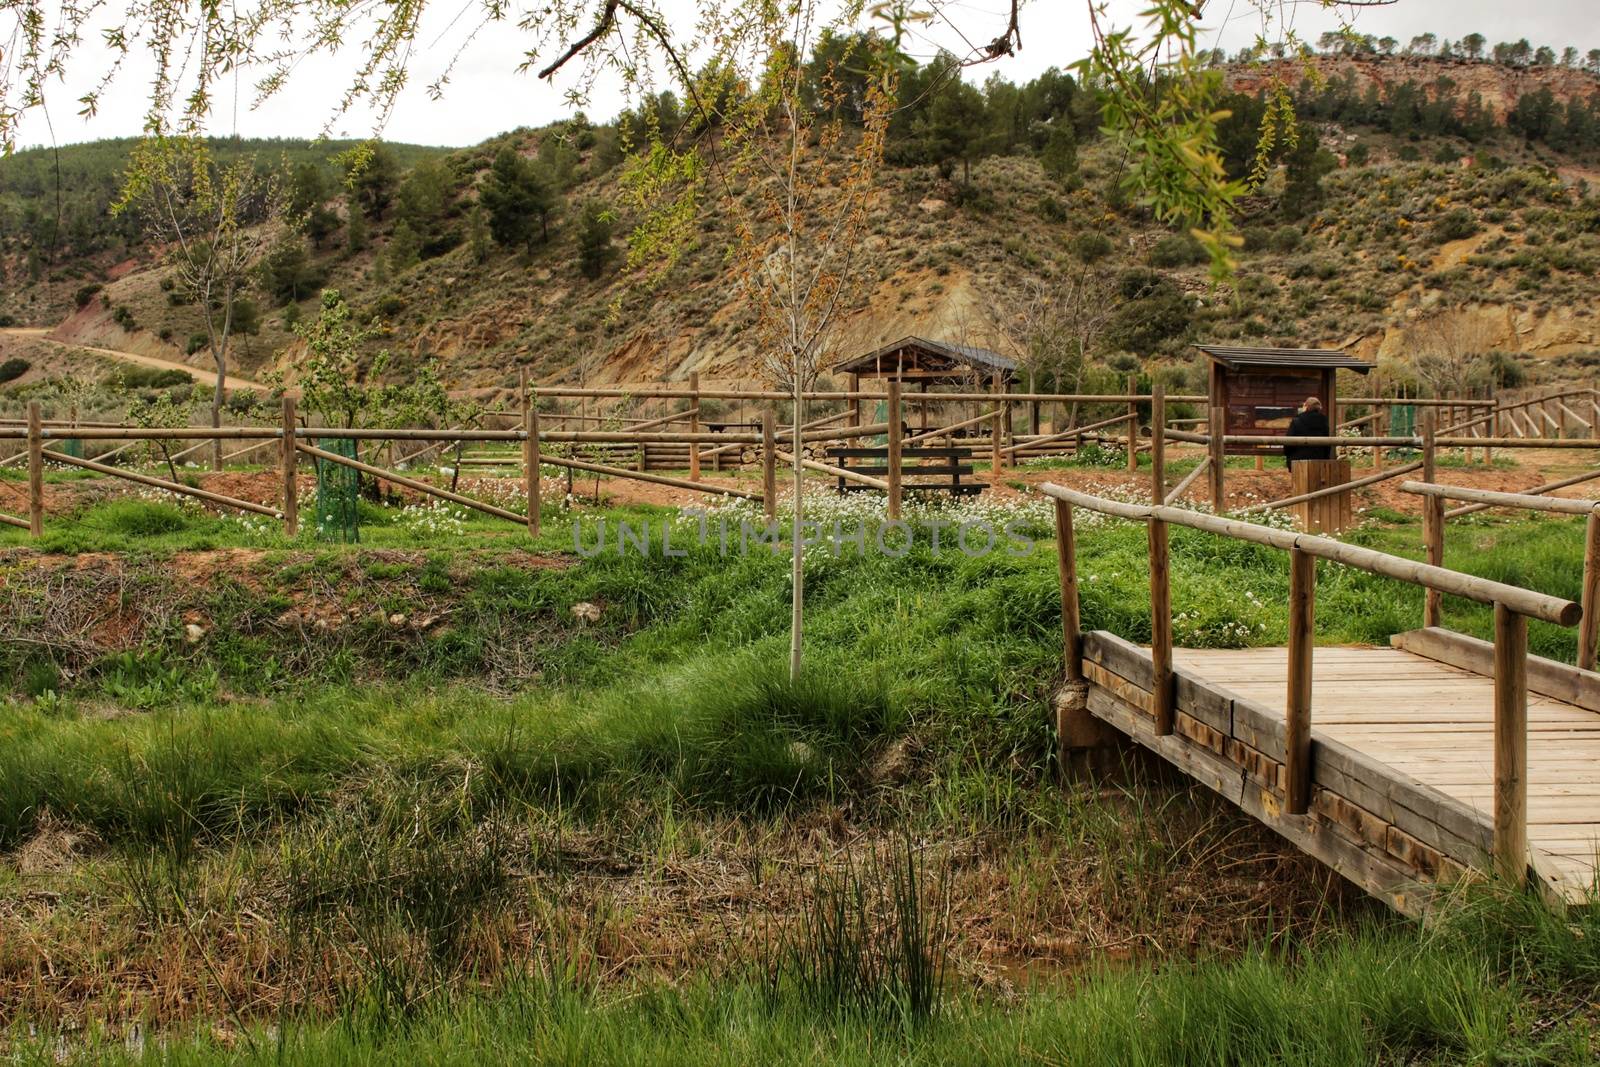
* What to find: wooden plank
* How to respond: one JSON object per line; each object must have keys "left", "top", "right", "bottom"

{"left": 1082, "top": 631, "right": 1229, "bottom": 732}
{"left": 1086, "top": 685, "right": 1437, "bottom": 916}
{"left": 1390, "top": 628, "right": 1600, "bottom": 714}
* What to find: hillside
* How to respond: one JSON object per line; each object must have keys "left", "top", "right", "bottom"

{"left": 3, "top": 51, "right": 1600, "bottom": 404}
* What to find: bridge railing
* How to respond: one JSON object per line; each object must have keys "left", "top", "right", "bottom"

{"left": 1040, "top": 474, "right": 1583, "bottom": 883}
{"left": 1401, "top": 480, "right": 1600, "bottom": 671}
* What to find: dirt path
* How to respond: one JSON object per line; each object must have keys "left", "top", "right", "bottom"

{"left": 0, "top": 327, "right": 267, "bottom": 391}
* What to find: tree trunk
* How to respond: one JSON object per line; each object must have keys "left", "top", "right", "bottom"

{"left": 789, "top": 386, "right": 805, "bottom": 680}
{"left": 211, "top": 343, "right": 227, "bottom": 472}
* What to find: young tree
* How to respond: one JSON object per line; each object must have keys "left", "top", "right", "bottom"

{"left": 716, "top": 13, "right": 895, "bottom": 679}
{"left": 1461, "top": 33, "right": 1486, "bottom": 60}
{"left": 1406, "top": 33, "right": 1437, "bottom": 57}
{"left": 121, "top": 137, "right": 275, "bottom": 471}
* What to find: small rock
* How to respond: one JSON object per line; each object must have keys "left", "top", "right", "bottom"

{"left": 388, "top": 612, "right": 407, "bottom": 627}
{"left": 183, "top": 623, "right": 206, "bottom": 643}
{"left": 570, "top": 601, "right": 602, "bottom": 623}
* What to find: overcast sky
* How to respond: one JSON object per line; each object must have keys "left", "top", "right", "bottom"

{"left": 6, "top": 0, "right": 1596, "bottom": 151}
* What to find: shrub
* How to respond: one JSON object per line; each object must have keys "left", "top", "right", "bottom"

{"left": 1432, "top": 208, "right": 1481, "bottom": 244}
{"left": 1241, "top": 226, "right": 1274, "bottom": 252}
{"left": 112, "top": 305, "right": 137, "bottom": 330}
{"left": 0, "top": 357, "right": 30, "bottom": 384}
{"left": 119, "top": 366, "right": 193, "bottom": 390}
{"left": 73, "top": 283, "right": 102, "bottom": 309}
{"left": 1270, "top": 224, "right": 1303, "bottom": 253}
{"left": 1150, "top": 233, "right": 1207, "bottom": 267}
{"left": 1069, "top": 231, "right": 1112, "bottom": 264}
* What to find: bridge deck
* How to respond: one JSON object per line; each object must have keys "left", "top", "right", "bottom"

{"left": 1176, "top": 646, "right": 1600, "bottom": 899}
{"left": 1078, "top": 632, "right": 1600, "bottom": 912}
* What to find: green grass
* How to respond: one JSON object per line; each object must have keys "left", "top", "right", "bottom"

{"left": 5, "top": 496, "right": 1600, "bottom": 1056}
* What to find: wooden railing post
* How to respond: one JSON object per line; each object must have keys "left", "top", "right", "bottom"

{"left": 848, "top": 373, "right": 861, "bottom": 429}
{"left": 1286, "top": 546, "right": 1315, "bottom": 814}
{"left": 280, "top": 395, "right": 298, "bottom": 537}
{"left": 1150, "top": 385, "right": 1166, "bottom": 505}
{"left": 1581, "top": 510, "right": 1600, "bottom": 672}
{"left": 990, "top": 371, "right": 1004, "bottom": 477}
{"left": 1421, "top": 408, "right": 1443, "bottom": 626}
{"left": 1149, "top": 513, "right": 1173, "bottom": 736}
{"left": 523, "top": 376, "right": 542, "bottom": 539}
{"left": 1055, "top": 498, "right": 1083, "bottom": 682}
{"left": 26, "top": 400, "right": 43, "bottom": 537}
{"left": 1493, "top": 601, "right": 1528, "bottom": 882}
{"left": 1208, "top": 403, "right": 1226, "bottom": 512}
{"left": 1126, "top": 373, "right": 1139, "bottom": 473}
{"left": 762, "top": 406, "right": 777, "bottom": 523}
{"left": 887, "top": 379, "right": 903, "bottom": 520}
{"left": 688, "top": 371, "right": 701, "bottom": 481}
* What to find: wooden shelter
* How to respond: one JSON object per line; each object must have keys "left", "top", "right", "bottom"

{"left": 835, "top": 336, "right": 1019, "bottom": 385}
{"left": 836, "top": 336, "right": 1019, "bottom": 435}
{"left": 1197, "top": 345, "right": 1373, "bottom": 456}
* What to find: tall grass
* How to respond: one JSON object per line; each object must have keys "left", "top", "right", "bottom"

{"left": 24, "top": 894, "right": 1594, "bottom": 1065}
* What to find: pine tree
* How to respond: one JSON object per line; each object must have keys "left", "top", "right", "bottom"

{"left": 467, "top": 204, "right": 492, "bottom": 264}
{"left": 345, "top": 192, "right": 369, "bottom": 255}
{"left": 480, "top": 146, "right": 554, "bottom": 250}
{"left": 576, "top": 201, "right": 616, "bottom": 279}
{"left": 1040, "top": 122, "right": 1077, "bottom": 182}
{"left": 387, "top": 219, "right": 421, "bottom": 274}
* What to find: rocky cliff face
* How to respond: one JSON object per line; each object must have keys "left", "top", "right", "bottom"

{"left": 1226, "top": 55, "right": 1600, "bottom": 123}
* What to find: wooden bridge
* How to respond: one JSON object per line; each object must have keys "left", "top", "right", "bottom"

{"left": 1043, "top": 481, "right": 1600, "bottom": 916}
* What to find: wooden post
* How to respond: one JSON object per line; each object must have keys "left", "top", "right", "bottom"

{"left": 1286, "top": 547, "right": 1315, "bottom": 815}
{"left": 1208, "top": 403, "right": 1226, "bottom": 512}
{"left": 688, "top": 371, "right": 701, "bottom": 481}
{"left": 762, "top": 406, "right": 777, "bottom": 523}
{"left": 1493, "top": 602, "right": 1528, "bottom": 883}
{"left": 1580, "top": 510, "right": 1600, "bottom": 672}
{"left": 990, "top": 371, "right": 1003, "bottom": 477}
{"left": 280, "top": 396, "right": 298, "bottom": 537}
{"left": 1422, "top": 409, "right": 1443, "bottom": 627}
{"left": 523, "top": 378, "right": 541, "bottom": 539}
{"left": 887, "top": 379, "right": 903, "bottom": 520}
{"left": 848, "top": 374, "right": 860, "bottom": 429}
{"left": 1126, "top": 374, "right": 1139, "bottom": 472}
{"left": 1149, "top": 512, "right": 1173, "bottom": 736}
{"left": 26, "top": 400, "right": 43, "bottom": 537}
{"left": 1055, "top": 498, "right": 1083, "bottom": 682}
{"left": 1373, "top": 406, "right": 1385, "bottom": 471}
{"left": 1150, "top": 385, "right": 1166, "bottom": 505}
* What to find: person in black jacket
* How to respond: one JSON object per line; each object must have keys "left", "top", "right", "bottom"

{"left": 1284, "top": 397, "right": 1333, "bottom": 469}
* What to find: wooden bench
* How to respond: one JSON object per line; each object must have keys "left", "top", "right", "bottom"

{"left": 828, "top": 446, "right": 986, "bottom": 497}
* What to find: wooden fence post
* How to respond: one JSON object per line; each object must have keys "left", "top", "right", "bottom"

{"left": 1422, "top": 408, "right": 1443, "bottom": 627}
{"left": 26, "top": 400, "right": 43, "bottom": 537}
{"left": 1150, "top": 385, "right": 1166, "bottom": 505}
{"left": 280, "top": 396, "right": 298, "bottom": 537}
{"left": 1286, "top": 546, "right": 1315, "bottom": 814}
{"left": 1580, "top": 509, "right": 1600, "bottom": 672}
{"left": 1149, "top": 513, "right": 1173, "bottom": 736}
{"left": 887, "top": 379, "right": 903, "bottom": 520}
{"left": 762, "top": 406, "right": 777, "bottom": 523}
{"left": 848, "top": 374, "right": 861, "bottom": 429}
{"left": 523, "top": 378, "right": 542, "bottom": 539}
{"left": 688, "top": 371, "right": 701, "bottom": 481}
{"left": 1055, "top": 498, "right": 1083, "bottom": 683}
{"left": 1126, "top": 374, "right": 1139, "bottom": 473}
{"left": 1493, "top": 601, "right": 1528, "bottom": 882}
{"left": 1208, "top": 403, "right": 1226, "bottom": 512}
{"left": 990, "top": 371, "right": 1003, "bottom": 477}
